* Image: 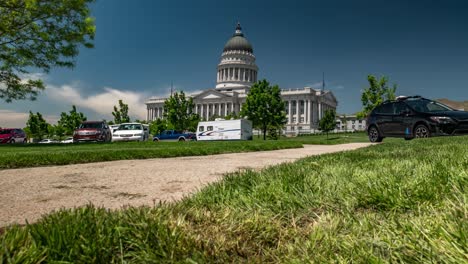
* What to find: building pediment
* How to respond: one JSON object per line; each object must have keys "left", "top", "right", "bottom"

{"left": 192, "top": 89, "right": 232, "bottom": 100}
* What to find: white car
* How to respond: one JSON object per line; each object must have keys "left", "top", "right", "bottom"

{"left": 38, "top": 139, "right": 59, "bottom": 144}
{"left": 61, "top": 137, "right": 74, "bottom": 144}
{"left": 112, "top": 123, "right": 148, "bottom": 142}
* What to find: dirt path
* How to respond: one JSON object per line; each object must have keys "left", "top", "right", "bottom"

{"left": 0, "top": 143, "right": 373, "bottom": 227}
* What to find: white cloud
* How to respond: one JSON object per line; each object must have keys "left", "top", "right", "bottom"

{"left": 0, "top": 110, "right": 59, "bottom": 128}
{"left": 47, "top": 84, "right": 148, "bottom": 121}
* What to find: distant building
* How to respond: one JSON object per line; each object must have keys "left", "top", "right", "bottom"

{"left": 436, "top": 98, "right": 467, "bottom": 111}
{"left": 335, "top": 115, "right": 367, "bottom": 132}
{"left": 145, "top": 23, "right": 338, "bottom": 133}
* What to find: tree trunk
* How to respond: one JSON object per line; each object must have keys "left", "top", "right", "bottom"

{"left": 263, "top": 126, "right": 267, "bottom": 140}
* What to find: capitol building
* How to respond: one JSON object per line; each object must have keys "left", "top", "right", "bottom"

{"left": 146, "top": 23, "right": 337, "bottom": 132}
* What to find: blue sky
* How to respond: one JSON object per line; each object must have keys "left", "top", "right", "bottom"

{"left": 2, "top": 0, "right": 468, "bottom": 127}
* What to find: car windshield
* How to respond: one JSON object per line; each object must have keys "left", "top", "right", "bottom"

{"left": 405, "top": 99, "right": 453, "bottom": 113}
{"left": 79, "top": 123, "right": 102, "bottom": 129}
{"left": 0, "top": 129, "right": 12, "bottom": 134}
{"left": 118, "top": 124, "right": 142, "bottom": 130}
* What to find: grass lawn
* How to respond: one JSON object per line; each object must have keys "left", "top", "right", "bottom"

{"left": 0, "top": 140, "right": 303, "bottom": 169}
{"left": 0, "top": 132, "right": 371, "bottom": 169}
{"left": 1, "top": 135, "right": 467, "bottom": 262}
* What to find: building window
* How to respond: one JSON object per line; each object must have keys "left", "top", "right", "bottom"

{"left": 352, "top": 125, "right": 355, "bottom": 129}
{"left": 359, "top": 120, "right": 362, "bottom": 124}
{"left": 292, "top": 117, "right": 296, "bottom": 123}
{"left": 300, "top": 117, "right": 304, "bottom": 123}
{"left": 352, "top": 120, "right": 355, "bottom": 124}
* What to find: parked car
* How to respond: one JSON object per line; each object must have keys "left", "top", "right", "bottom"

{"left": 73, "top": 121, "right": 112, "bottom": 142}
{"left": 0, "top": 128, "right": 27, "bottom": 144}
{"left": 112, "top": 123, "right": 148, "bottom": 142}
{"left": 61, "top": 137, "right": 74, "bottom": 144}
{"left": 153, "top": 130, "right": 196, "bottom": 142}
{"left": 38, "top": 139, "right": 59, "bottom": 144}
{"left": 367, "top": 96, "right": 468, "bottom": 142}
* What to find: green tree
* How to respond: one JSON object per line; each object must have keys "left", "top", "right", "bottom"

{"left": 224, "top": 112, "right": 239, "bottom": 120}
{"left": 112, "top": 100, "right": 130, "bottom": 124}
{"left": 54, "top": 124, "right": 65, "bottom": 139}
{"left": 163, "top": 91, "right": 200, "bottom": 131}
{"left": 26, "top": 111, "right": 49, "bottom": 141}
{"left": 357, "top": 75, "right": 397, "bottom": 118}
{"left": 0, "top": 0, "right": 95, "bottom": 102}
{"left": 58, "top": 105, "right": 87, "bottom": 135}
{"left": 149, "top": 118, "right": 167, "bottom": 136}
{"left": 319, "top": 109, "right": 337, "bottom": 139}
{"left": 240, "top": 79, "right": 287, "bottom": 140}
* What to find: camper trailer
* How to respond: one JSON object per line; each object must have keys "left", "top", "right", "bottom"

{"left": 197, "top": 119, "right": 253, "bottom": 141}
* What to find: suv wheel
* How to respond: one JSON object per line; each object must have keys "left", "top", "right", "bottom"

{"left": 9, "top": 139, "right": 15, "bottom": 144}
{"left": 178, "top": 137, "right": 186, "bottom": 142}
{"left": 414, "top": 124, "right": 430, "bottom": 138}
{"left": 368, "top": 126, "right": 383, "bottom": 143}
{"left": 153, "top": 138, "right": 159, "bottom": 142}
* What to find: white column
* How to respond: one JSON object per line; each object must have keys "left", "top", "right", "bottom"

{"left": 305, "top": 100, "right": 308, "bottom": 124}
{"left": 296, "top": 100, "right": 299, "bottom": 123}
{"left": 288, "top": 100, "right": 292, "bottom": 124}
{"left": 201, "top": 104, "right": 204, "bottom": 120}
{"left": 318, "top": 103, "right": 322, "bottom": 120}
{"left": 231, "top": 103, "right": 234, "bottom": 113}
{"left": 218, "top": 103, "right": 222, "bottom": 116}
{"left": 224, "top": 103, "right": 228, "bottom": 116}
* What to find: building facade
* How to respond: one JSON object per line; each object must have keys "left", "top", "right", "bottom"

{"left": 335, "top": 115, "right": 367, "bottom": 132}
{"left": 146, "top": 23, "right": 338, "bottom": 132}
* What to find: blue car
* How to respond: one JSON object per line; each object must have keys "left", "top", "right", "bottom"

{"left": 153, "top": 130, "right": 196, "bottom": 142}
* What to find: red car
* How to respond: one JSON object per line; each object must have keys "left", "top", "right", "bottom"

{"left": 73, "top": 121, "right": 112, "bottom": 142}
{"left": 0, "top": 128, "right": 27, "bottom": 144}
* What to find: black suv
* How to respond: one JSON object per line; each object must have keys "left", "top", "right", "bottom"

{"left": 367, "top": 96, "right": 468, "bottom": 142}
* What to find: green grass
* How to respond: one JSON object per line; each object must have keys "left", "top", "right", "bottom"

{"left": 0, "top": 132, "right": 370, "bottom": 169}
{"left": 1, "top": 136, "right": 467, "bottom": 262}
{"left": 0, "top": 140, "right": 303, "bottom": 169}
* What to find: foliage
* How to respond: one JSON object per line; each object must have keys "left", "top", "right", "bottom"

{"left": 164, "top": 91, "right": 200, "bottom": 131}
{"left": 112, "top": 100, "right": 130, "bottom": 124}
{"left": 1, "top": 136, "right": 467, "bottom": 263}
{"left": 240, "top": 80, "right": 287, "bottom": 140}
{"left": 319, "top": 109, "right": 337, "bottom": 139}
{"left": 58, "top": 105, "right": 87, "bottom": 135}
{"left": 224, "top": 112, "right": 239, "bottom": 120}
{"left": 357, "top": 75, "right": 397, "bottom": 118}
{"left": 149, "top": 118, "right": 168, "bottom": 136}
{"left": 26, "top": 111, "right": 49, "bottom": 141}
{"left": 53, "top": 124, "right": 65, "bottom": 139}
{"left": 0, "top": 0, "right": 95, "bottom": 102}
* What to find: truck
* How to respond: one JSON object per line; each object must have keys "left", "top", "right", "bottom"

{"left": 196, "top": 119, "right": 253, "bottom": 141}
{"left": 153, "top": 130, "right": 196, "bottom": 142}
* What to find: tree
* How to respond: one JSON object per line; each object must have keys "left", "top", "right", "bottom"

{"left": 26, "top": 111, "right": 49, "bottom": 141}
{"left": 53, "top": 124, "right": 65, "bottom": 139}
{"left": 58, "top": 105, "right": 87, "bottom": 135}
{"left": 163, "top": 91, "right": 200, "bottom": 131}
{"left": 357, "top": 75, "right": 397, "bottom": 118}
{"left": 0, "top": 0, "right": 95, "bottom": 102}
{"left": 319, "top": 109, "right": 337, "bottom": 139}
{"left": 112, "top": 100, "right": 130, "bottom": 124}
{"left": 240, "top": 79, "right": 287, "bottom": 140}
{"left": 149, "top": 118, "right": 168, "bottom": 136}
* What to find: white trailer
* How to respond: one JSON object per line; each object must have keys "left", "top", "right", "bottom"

{"left": 196, "top": 119, "right": 253, "bottom": 141}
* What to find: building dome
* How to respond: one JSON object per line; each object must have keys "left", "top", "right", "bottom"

{"left": 223, "top": 23, "right": 253, "bottom": 53}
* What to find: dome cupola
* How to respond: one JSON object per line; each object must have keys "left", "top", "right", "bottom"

{"left": 216, "top": 23, "right": 258, "bottom": 92}
{"left": 223, "top": 23, "right": 253, "bottom": 53}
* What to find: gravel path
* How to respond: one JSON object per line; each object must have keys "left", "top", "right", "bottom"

{"left": 0, "top": 143, "right": 373, "bottom": 227}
